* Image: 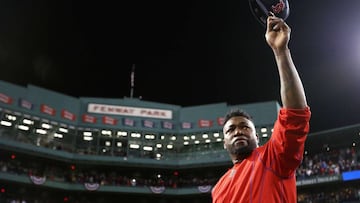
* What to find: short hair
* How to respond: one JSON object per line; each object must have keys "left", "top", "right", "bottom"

{"left": 223, "top": 109, "right": 253, "bottom": 125}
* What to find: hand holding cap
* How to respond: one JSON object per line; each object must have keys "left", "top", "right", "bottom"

{"left": 248, "top": 0, "right": 290, "bottom": 27}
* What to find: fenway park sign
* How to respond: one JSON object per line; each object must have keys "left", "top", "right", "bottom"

{"left": 87, "top": 103, "right": 173, "bottom": 119}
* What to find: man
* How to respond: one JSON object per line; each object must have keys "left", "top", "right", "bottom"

{"left": 211, "top": 14, "right": 311, "bottom": 203}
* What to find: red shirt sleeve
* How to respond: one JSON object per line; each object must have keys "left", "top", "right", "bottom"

{"left": 265, "top": 107, "right": 311, "bottom": 177}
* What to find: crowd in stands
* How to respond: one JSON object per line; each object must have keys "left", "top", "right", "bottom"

{"left": 2, "top": 146, "right": 359, "bottom": 187}
{"left": 1, "top": 133, "right": 360, "bottom": 202}
{"left": 298, "top": 186, "right": 360, "bottom": 203}
{"left": 0, "top": 157, "right": 218, "bottom": 188}
{"left": 296, "top": 147, "right": 360, "bottom": 179}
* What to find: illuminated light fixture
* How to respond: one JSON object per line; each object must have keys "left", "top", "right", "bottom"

{"left": 117, "top": 131, "right": 127, "bottom": 137}
{"left": 59, "top": 127, "right": 68, "bottom": 133}
{"left": 6, "top": 114, "right": 16, "bottom": 121}
{"left": 83, "top": 131, "right": 92, "bottom": 136}
{"left": 0, "top": 121, "right": 12, "bottom": 126}
{"left": 156, "top": 153, "right": 162, "bottom": 158}
{"left": 17, "top": 125, "right": 29, "bottom": 131}
{"left": 116, "top": 142, "right": 122, "bottom": 147}
{"left": 102, "top": 148, "right": 107, "bottom": 153}
{"left": 129, "top": 144, "right": 140, "bottom": 149}
{"left": 194, "top": 140, "right": 200, "bottom": 144}
{"left": 166, "top": 144, "right": 173, "bottom": 149}
{"left": 213, "top": 133, "right": 220, "bottom": 138}
{"left": 202, "top": 134, "right": 208, "bottom": 139}
{"left": 105, "top": 141, "right": 111, "bottom": 146}
{"left": 35, "top": 129, "right": 47, "bottom": 135}
{"left": 352, "top": 142, "right": 356, "bottom": 147}
{"left": 54, "top": 133, "right": 63, "bottom": 138}
{"left": 216, "top": 138, "right": 222, "bottom": 142}
{"left": 145, "top": 134, "right": 155, "bottom": 139}
{"left": 143, "top": 146, "right": 153, "bottom": 151}
{"left": 160, "top": 135, "right": 165, "bottom": 140}
{"left": 156, "top": 143, "right": 162, "bottom": 148}
{"left": 23, "top": 118, "right": 34, "bottom": 125}
{"left": 205, "top": 139, "right": 211, "bottom": 143}
{"left": 83, "top": 136, "right": 93, "bottom": 141}
{"left": 183, "top": 141, "right": 189, "bottom": 145}
{"left": 262, "top": 133, "right": 268, "bottom": 138}
{"left": 261, "top": 127, "right": 267, "bottom": 133}
{"left": 41, "top": 123, "right": 52, "bottom": 129}
{"left": 131, "top": 179, "right": 136, "bottom": 186}
{"left": 130, "top": 132, "right": 141, "bottom": 138}
{"left": 191, "top": 135, "right": 196, "bottom": 140}
{"left": 183, "top": 136, "right": 190, "bottom": 140}
{"left": 101, "top": 130, "right": 112, "bottom": 136}
{"left": 170, "top": 136, "right": 176, "bottom": 141}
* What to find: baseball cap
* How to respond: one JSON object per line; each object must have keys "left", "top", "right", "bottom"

{"left": 249, "top": 0, "right": 290, "bottom": 26}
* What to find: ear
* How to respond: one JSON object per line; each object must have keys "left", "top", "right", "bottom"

{"left": 256, "top": 133, "right": 260, "bottom": 146}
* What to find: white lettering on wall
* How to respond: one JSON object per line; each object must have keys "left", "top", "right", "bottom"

{"left": 87, "top": 103, "right": 173, "bottom": 119}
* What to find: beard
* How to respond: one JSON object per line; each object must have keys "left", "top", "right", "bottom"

{"left": 229, "top": 140, "right": 257, "bottom": 158}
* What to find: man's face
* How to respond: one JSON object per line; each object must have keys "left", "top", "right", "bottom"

{"left": 223, "top": 116, "right": 258, "bottom": 157}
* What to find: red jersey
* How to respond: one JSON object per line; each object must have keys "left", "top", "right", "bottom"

{"left": 212, "top": 107, "right": 311, "bottom": 203}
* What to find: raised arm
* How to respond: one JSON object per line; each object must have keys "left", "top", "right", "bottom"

{"left": 265, "top": 15, "right": 307, "bottom": 109}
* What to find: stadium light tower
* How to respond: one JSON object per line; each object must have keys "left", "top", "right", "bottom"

{"left": 130, "top": 64, "right": 135, "bottom": 98}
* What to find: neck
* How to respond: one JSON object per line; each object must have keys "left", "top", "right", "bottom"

{"left": 231, "top": 151, "right": 252, "bottom": 164}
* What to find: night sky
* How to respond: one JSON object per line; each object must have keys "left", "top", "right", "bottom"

{"left": 1, "top": 0, "right": 360, "bottom": 133}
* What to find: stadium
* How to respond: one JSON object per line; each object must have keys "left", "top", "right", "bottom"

{"left": 0, "top": 79, "right": 360, "bottom": 203}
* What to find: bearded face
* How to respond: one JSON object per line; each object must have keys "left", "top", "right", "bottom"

{"left": 223, "top": 116, "right": 259, "bottom": 158}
